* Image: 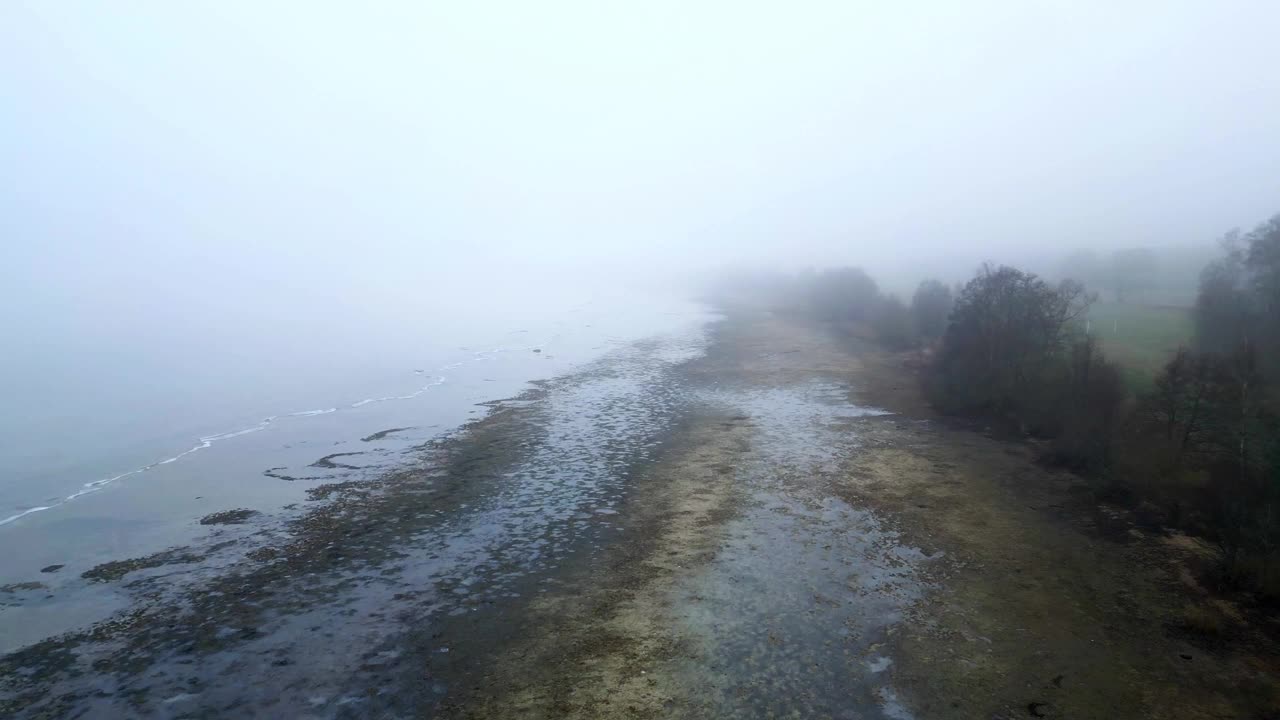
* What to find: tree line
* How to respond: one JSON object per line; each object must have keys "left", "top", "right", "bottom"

{"left": 785, "top": 213, "right": 1280, "bottom": 597}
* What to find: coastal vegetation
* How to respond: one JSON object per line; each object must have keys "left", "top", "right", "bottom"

{"left": 785, "top": 212, "right": 1280, "bottom": 599}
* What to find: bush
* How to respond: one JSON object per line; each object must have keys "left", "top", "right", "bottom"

{"left": 911, "top": 279, "right": 953, "bottom": 342}
{"left": 809, "top": 267, "right": 880, "bottom": 321}
{"left": 1180, "top": 603, "right": 1226, "bottom": 636}
{"left": 1113, "top": 339, "right": 1280, "bottom": 595}
{"left": 1226, "top": 550, "right": 1280, "bottom": 599}
{"left": 1044, "top": 337, "right": 1128, "bottom": 473}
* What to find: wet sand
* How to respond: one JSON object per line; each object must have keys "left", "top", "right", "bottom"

{"left": 3, "top": 308, "right": 1278, "bottom": 718}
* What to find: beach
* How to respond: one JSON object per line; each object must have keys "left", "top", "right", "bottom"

{"left": 3, "top": 306, "right": 1276, "bottom": 719}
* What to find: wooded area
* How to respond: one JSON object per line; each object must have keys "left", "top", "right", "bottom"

{"left": 785, "top": 212, "right": 1280, "bottom": 598}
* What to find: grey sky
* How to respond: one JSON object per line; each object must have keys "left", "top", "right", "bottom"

{"left": 4, "top": 0, "right": 1279, "bottom": 293}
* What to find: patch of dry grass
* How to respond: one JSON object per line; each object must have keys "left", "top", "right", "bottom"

{"left": 1180, "top": 603, "right": 1226, "bottom": 636}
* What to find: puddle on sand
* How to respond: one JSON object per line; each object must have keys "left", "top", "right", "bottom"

{"left": 669, "top": 494, "right": 926, "bottom": 719}
{"left": 666, "top": 380, "right": 927, "bottom": 719}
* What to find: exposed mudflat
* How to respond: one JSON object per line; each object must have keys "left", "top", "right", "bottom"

{"left": 3, "top": 309, "right": 1277, "bottom": 719}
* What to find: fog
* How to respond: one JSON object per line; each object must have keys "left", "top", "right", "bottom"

{"left": 6, "top": 1, "right": 1280, "bottom": 301}
{"left": 5, "top": 2, "right": 1280, "bottom": 697}
{"left": 3, "top": 1, "right": 1280, "bottom": 432}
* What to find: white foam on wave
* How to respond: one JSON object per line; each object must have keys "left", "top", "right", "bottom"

{"left": 0, "top": 345, "right": 523, "bottom": 528}
{"left": 286, "top": 408, "right": 337, "bottom": 418}
{"left": 349, "top": 375, "right": 446, "bottom": 408}
{"left": 0, "top": 505, "right": 54, "bottom": 526}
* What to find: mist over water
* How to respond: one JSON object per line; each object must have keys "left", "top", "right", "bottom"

{"left": 0, "top": 271, "right": 708, "bottom": 571}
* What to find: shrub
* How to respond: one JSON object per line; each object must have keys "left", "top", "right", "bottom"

{"left": 1045, "top": 336, "right": 1128, "bottom": 473}
{"left": 1180, "top": 603, "right": 1226, "bottom": 636}
{"left": 911, "top": 279, "right": 953, "bottom": 342}
{"left": 809, "top": 267, "right": 880, "bottom": 321}
{"left": 1118, "top": 341, "right": 1280, "bottom": 595}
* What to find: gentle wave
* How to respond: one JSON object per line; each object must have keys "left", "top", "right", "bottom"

{"left": 349, "top": 376, "right": 445, "bottom": 407}
{"left": 0, "top": 346, "right": 514, "bottom": 528}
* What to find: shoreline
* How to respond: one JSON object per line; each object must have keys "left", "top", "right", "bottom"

{"left": 1, "top": 318, "right": 714, "bottom": 716}
{"left": 0, "top": 296, "right": 714, "bottom": 587}
{"left": 0, "top": 301, "right": 714, "bottom": 649}
{"left": 3, "top": 307, "right": 1277, "bottom": 718}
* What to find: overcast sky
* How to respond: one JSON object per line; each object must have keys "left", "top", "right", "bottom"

{"left": 4, "top": 1, "right": 1279, "bottom": 295}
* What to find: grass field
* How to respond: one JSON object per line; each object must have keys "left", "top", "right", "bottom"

{"left": 1086, "top": 302, "right": 1195, "bottom": 392}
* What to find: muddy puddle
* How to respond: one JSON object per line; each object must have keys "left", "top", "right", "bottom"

{"left": 660, "top": 379, "right": 930, "bottom": 719}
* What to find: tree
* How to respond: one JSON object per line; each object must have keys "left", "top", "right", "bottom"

{"left": 1244, "top": 215, "right": 1280, "bottom": 379}
{"left": 1201, "top": 345, "right": 1275, "bottom": 488}
{"left": 1050, "top": 335, "right": 1126, "bottom": 472}
{"left": 930, "top": 264, "right": 1092, "bottom": 419}
{"left": 1246, "top": 214, "right": 1280, "bottom": 313}
{"left": 1193, "top": 220, "right": 1280, "bottom": 382}
{"left": 1198, "top": 344, "right": 1280, "bottom": 577}
{"left": 911, "top": 279, "right": 953, "bottom": 341}
{"left": 809, "top": 267, "right": 880, "bottom": 321}
{"left": 1142, "top": 348, "right": 1214, "bottom": 460}
{"left": 1194, "top": 231, "right": 1253, "bottom": 355}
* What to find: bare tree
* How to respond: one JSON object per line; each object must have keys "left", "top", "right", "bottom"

{"left": 931, "top": 264, "right": 1092, "bottom": 417}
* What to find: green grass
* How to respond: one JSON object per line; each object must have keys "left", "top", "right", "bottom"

{"left": 1086, "top": 302, "right": 1195, "bottom": 392}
